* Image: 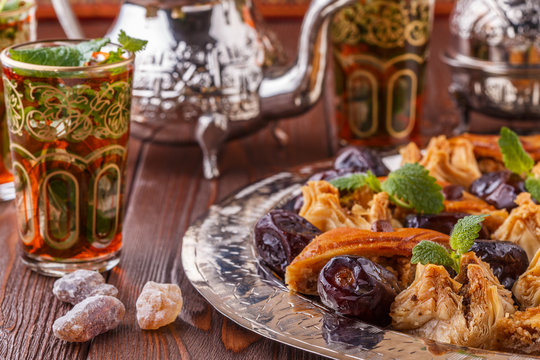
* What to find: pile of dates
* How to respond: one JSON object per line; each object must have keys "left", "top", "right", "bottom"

{"left": 254, "top": 146, "right": 531, "bottom": 327}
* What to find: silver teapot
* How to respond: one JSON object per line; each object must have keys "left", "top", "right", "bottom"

{"left": 52, "top": 0, "right": 355, "bottom": 178}
{"left": 442, "top": 0, "right": 540, "bottom": 132}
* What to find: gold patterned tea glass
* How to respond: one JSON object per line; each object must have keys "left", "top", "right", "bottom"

{"left": 0, "top": 40, "right": 134, "bottom": 276}
{"left": 0, "top": 0, "right": 36, "bottom": 201}
{"left": 331, "top": 0, "right": 435, "bottom": 149}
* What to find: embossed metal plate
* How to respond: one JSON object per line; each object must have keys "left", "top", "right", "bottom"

{"left": 182, "top": 159, "right": 533, "bottom": 360}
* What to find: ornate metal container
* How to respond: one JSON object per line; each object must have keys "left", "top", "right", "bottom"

{"left": 442, "top": 0, "right": 540, "bottom": 129}
{"left": 52, "top": 0, "right": 358, "bottom": 178}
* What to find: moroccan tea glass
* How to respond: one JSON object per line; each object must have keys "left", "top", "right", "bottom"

{"left": 0, "top": 0, "right": 36, "bottom": 201}
{"left": 0, "top": 40, "right": 134, "bottom": 276}
{"left": 331, "top": 0, "right": 435, "bottom": 149}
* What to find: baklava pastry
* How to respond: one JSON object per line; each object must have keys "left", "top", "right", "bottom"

{"left": 285, "top": 227, "right": 449, "bottom": 295}
{"left": 492, "top": 193, "right": 540, "bottom": 260}
{"left": 514, "top": 248, "right": 540, "bottom": 309}
{"left": 391, "top": 253, "right": 515, "bottom": 349}
{"left": 495, "top": 306, "right": 540, "bottom": 354}
{"left": 299, "top": 181, "right": 371, "bottom": 232}
{"left": 419, "top": 135, "right": 482, "bottom": 188}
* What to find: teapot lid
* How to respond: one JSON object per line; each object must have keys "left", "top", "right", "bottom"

{"left": 448, "top": 0, "right": 540, "bottom": 66}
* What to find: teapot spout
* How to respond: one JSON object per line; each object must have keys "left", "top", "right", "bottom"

{"left": 259, "top": 0, "right": 356, "bottom": 120}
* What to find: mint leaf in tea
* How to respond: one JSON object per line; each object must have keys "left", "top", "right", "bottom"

{"left": 9, "top": 31, "right": 147, "bottom": 66}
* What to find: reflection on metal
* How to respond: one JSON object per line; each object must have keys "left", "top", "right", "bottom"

{"left": 445, "top": 0, "right": 540, "bottom": 130}
{"left": 386, "top": 69, "right": 417, "bottom": 139}
{"left": 347, "top": 70, "right": 378, "bottom": 138}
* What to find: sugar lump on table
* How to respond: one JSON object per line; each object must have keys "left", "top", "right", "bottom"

{"left": 53, "top": 295, "right": 125, "bottom": 342}
{"left": 53, "top": 269, "right": 118, "bottom": 305}
{"left": 136, "top": 281, "right": 183, "bottom": 330}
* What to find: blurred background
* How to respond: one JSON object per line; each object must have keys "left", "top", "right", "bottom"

{"left": 35, "top": 0, "right": 456, "bottom": 18}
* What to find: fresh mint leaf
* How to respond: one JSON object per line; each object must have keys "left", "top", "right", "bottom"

{"left": 329, "top": 173, "right": 368, "bottom": 192}
{"left": 498, "top": 127, "right": 534, "bottom": 176}
{"left": 525, "top": 176, "right": 540, "bottom": 202}
{"left": 450, "top": 214, "right": 488, "bottom": 255}
{"left": 381, "top": 163, "right": 444, "bottom": 214}
{"left": 118, "top": 30, "right": 147, "bottom": 53}
{"left": 101, "top": 31, "right": 147, "bottom": 64}
{"left": 411, "top": 240, "right": 456, "bottom": 271}
{"left": 10, "top": 46, "right": 85, "bottom": 66}
{"left": 329, "top": 171, "right": 383, "bottom": 194}
{"left": 9, "top": 38, "right": 109, "bottom": 66}
{"left": 411, "top": 215, "right": 488, "bottom": 274}
{"left": 365, "top": 171, "right": 382, "bottom": 193}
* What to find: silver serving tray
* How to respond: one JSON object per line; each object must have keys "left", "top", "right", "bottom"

{"left": 182, "top": 157, "right": 537, "bottom": 360}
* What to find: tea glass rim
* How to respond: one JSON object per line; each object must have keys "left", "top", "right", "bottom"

{"left": 0, "top": 39, "right": 135, "bottom": 73}
{"left": 0, "top": 0, "right": 36, "bottom": 19}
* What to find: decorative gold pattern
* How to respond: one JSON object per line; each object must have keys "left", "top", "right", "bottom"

{"left": 347, "top": 70, "right": 378, "bottom": 138}
{"left": 4, "top": 79, "right": 131, "bottom": 141}
{"left": 91, "top": 163, "right": 121, "bottom": 247}
{"left": 331, "top": 0, "right": 432, "bottom": 49}
{"left": 38, "top": 171, "right": 80, "bottom": 250}
{"left": 334, "top": 52, "right": 425, "bottom": 72}
{"left": 4, "top": 77, "right": 24, "bottom": 136}
{"left": 11, "top": 143, "right": 127, "bottom": 249}
{"left": 386, "top": 69, "right": 418, "bottom": 138}
{"left": 13, "top": 162, "right": 34, "bottom": 245}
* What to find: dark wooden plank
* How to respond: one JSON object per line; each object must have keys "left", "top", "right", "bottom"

{"left": 86, "top": 143, "right": 204, "bottom": 359}
{"left": 0, "top": 204, "right": 91, "bottom": 360}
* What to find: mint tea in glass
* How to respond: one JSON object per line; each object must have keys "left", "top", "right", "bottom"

{"left": 1, "top": 39, "right": 134, "bottom": 275}
{"left": 331, "top": 0, "right": 435, "bottom": 149}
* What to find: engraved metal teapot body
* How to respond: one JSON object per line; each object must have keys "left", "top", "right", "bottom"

{"left": 52, "top": 0, "right": 355, "bottom": 178}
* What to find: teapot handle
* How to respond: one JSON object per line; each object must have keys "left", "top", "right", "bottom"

{"left": 51, "top": 0, "right": 85, "bottom": 38}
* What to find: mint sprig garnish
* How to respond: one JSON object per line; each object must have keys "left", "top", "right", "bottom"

{"left": 118, "top": 30, "right": 148, "bottom": 52}
{"left": 330, "top": 163, "right": 443, "bottom": 214}
{"left": 102, "top": 30, "right": 148, "bottom": 64}
{"left": 382, "top": 163, "right": 444, "bottom": 214}
{"left": 9, "top": 31, "right": 147, "bottom": 67}
{"left": 499, "top": 127, "right": 534, "bottom": 176}
{"left": 10, "top": 38, "right": 109, "bottom": 67}
{"left": 411, "top": 214, "right": 488, "bottom": 274}
{"left": 498, "top": 127, "right": 540, "bottom": 201}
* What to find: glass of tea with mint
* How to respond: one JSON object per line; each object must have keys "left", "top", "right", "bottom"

{"left": 0, "top": 32, "right": 146, "bottom": 276}
{"left": 331, "top": 0, "right": 435, "bottom": 149}
{"left": 0, "top": 0, "right": 36, "bottom": 202}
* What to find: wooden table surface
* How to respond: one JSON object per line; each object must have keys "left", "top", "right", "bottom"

{"left": 0, "top": 15, "right": 458, "bottom": 360}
